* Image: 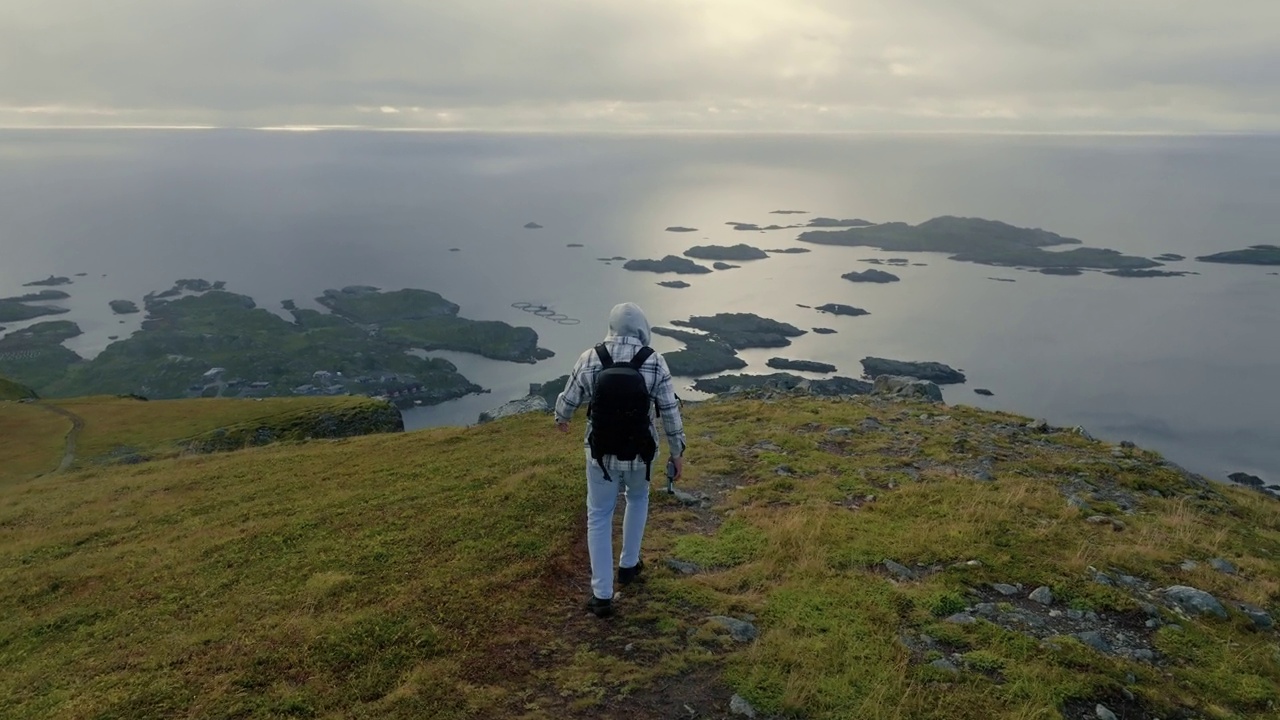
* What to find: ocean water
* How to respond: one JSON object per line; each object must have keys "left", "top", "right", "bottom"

{"left": 0, "top": 130, "right": 1277, "bottom": 483}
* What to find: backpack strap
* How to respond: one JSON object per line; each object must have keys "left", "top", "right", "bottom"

{"left": 628, "top": 346, "right": 655, "bottom": 370}
{"left": 593, "top": 343, "right": 615, "bottom": 369}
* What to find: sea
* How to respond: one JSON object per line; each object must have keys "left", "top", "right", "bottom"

{"left": 1, "top": 129, "right": 1277, "bottom": 484}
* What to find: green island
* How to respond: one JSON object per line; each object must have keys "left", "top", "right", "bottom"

{"left": 671, "top": 313, "right": 807, "bottom": 349}
{"left": 653, "top": 327, "right": 748, "bottom": 377}
{"left": 683, "top": 244, "right": 770, "bottom": 261}
{"left": 799, "top": 216, "right": 1161, "bottom": 270}
{"left": 0, "top": 381, "right": 1277, "bottom": 719}
{"left": 766, "top": 357, "right": 838, "bottom": 373}
{"left": 816, "top": 303, "right": 870, "bottom": 317}
{"left": 0, "top": 298, "right": 71, "bottom": 323}
{"left": 843, "top": 269, "right": 901, "bottom": 283}
{"left": 109, "top": 299, "right": 140, "bottom": 314}
{"left": 692, "top": 372, "right": 870, "bottom": 395}
{"left": 622, "top": 256, "right": 713, "bottom": 274}
{"left": 0, "top": 281, "right": 553, "bottom": 408}
{"left": 861, "top": 357, "right": 967, "bottom": 384}
{"left": 807, "top": 217, "right": 874, "bottom": 227}
{"left": 2, "top": 290, "right": 71, "bottom": 302}
{"left": 22, "top": 275, "right": 73, "bottom": 287}
{"left": 658, "top": 280, "right": 691, "bottom": 289}
{"left": 1196, "top": 244, "right": 1280, "bottom": 265}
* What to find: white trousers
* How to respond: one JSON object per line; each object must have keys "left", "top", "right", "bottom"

{"left": 585, "top": 461, "right": 650, "bottom": 600}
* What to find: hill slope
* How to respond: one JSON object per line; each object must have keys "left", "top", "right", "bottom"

{"left": 1, "top": 395, "right": 1276, "bottom": 720}
{"left": 0, "top": 375, "right": 37, "bottom": 400}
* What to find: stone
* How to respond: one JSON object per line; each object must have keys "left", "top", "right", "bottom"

{"left": 707, "top": 616, "right": 759, "bottom": 643}
{"left": 1072, "top": 425, "right": 1095, "bottom": 440}
{"left": 945, "top": 613, "right": 977, "bottom": 625}
{"left": 1027, "top": 419, "right": 1050, "bottom": 433}
{"left": 1096, "top": 704, "right": 1118, "bottom": 720}
{"left": 1228, "top": 472, "right": 1264, "bottom": 487}
{"left": 729, "top": 694, "right": 757, "bottom": 718}
{"left": 672, "top": 489, "right": 704, "bottom": 506}
{"left": 1091, "top": 569, "right": 1114, "bottom": 586}
{"left": 929, "top": 658, "right": 960, "bottom": 674}
{"left": 1132, "top": 649, "right": 1155, "bottom": 662}
{"left": 775, "top": 465, "right": 794, "bottom": 476}
{"left": 1120, "top": 440, "right": 1136, "bottom": 449}
{"left": 991, "top": 583, "right": 1020, "bottom": 596}
{"left": 1067, "top": 495, "right": 1093, "bottom": 512}
{"left": 872, "top": 375, "right": 944, "bottom": 403}
{"left": 974, "top": 388, "right": 995, "bottom": 397}
{"left": 827, "top": 427, "right": 853, "bottom": 437}
{"left": 666, "top": 558, "right": 702, "bottom": 575}
{"left": 1074, "top": 631, "right": 1112, "bottom": 654}
{"left": 1179, "top": 559, "right": 1199, "bottom": 572}
{"left": 1238, "top": 603, "right": 1275, "bottom": 630}
{"left": 1163, "top": 585, "right": 1228, "bottom": 619}
{"left": 1116, "top": 574, "right": 1145, "bottom": 591}
{"left": 974, "top": 603, "right": 997, "bottom": 617}
{"left": 476, "top": 395, "right": 548, "bottom": 423}
{"left": 883, "top": 559, "right": 918, "bottom": 581}
{"left": 1067, "top": 609, "right": 1085, "bottom": 620}
{"left": 1029, "top": 586, "right": 1054, "bottom": 605}
{"left": 1208, "top": 557, "right": 1237, "bottom": 575}
{"left": 1145, "top": 619, "right": 1161, "bottom": 629}
{"left": 861, "top": 418, "right": 883, "bottom": 431}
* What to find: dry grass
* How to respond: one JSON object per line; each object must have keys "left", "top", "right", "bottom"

{"left": 0, "top": 402, "right": 70, "bottom": 482}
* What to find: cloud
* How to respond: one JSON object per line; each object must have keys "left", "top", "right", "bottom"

{"left": 1, "top": 0, "right": 1278, "bottom": 130}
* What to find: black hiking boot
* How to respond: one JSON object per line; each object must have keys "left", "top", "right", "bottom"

{"left": 585, "top": 595, "right": 614, "bottom": 618}
{"left": 618, "top": 560, "right": 645, "bottom": 586}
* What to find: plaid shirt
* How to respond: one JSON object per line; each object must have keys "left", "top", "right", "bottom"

{"left": 555, "top": 335, "right": 686, "bottom": 473}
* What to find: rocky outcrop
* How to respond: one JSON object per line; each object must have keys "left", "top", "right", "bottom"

{"left": 872, "top": 375, "right": 944, "bottom": 403}
{"left": 623, "top": 256, "right": 713, "bottom": 274}
{"left": 186, "top": 400, "right": 404, "bottom": 453}
{"left": 478, "top": 395, "right": 549, "bottom": 424}
{"left": 658, "top": 280, "right": 691, "bottom": 289}
{"left": 815, "top": 303, "right": 869, "bottom": 317}
{"left": 861, "top": 357, "right": 966, "bottom": 384}
{"left": 841, "top": 269, "right": 901, "bottom": 283}
{"left": 684, "top": 244, "right": 768, "bottom": 261}
{"left": 766, "top": 358, "right": 837, "bottom": 373}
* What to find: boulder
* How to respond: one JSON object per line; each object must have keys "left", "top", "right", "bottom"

{"left": 707, "top": 616, "right": 759, "bottom": 643}
{"left": 477, "top": 395, "right": 548, "bottom": 424}
{"left": 872, "top": 375, "right": 944, "bottom": 403}
{"left": 1162, "top": 585, "right": 1228, "bottom": 619}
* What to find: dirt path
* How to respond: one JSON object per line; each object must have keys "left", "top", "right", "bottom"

{"left": 34, "top": 403, "right": 86, "bottom": 473}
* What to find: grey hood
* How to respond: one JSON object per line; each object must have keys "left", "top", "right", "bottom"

{"left": 606, "top": 302, "right": 651, "bottom": 345}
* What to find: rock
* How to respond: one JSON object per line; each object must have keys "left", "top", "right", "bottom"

{"left": 684, "top": 244, "right": 769, "bottom": 261}
{"left": 841, "top": 269, "right": 900, "bottom": 283}
{"left": 974, "top": 603, "right": 997, "bottom": 617}
{"left": 657, "top": 280, "right": 692, "bottom": 289}
{"left": 713, "top": 262, "right": 740, "bottom": 270}
{"left": 827, "top": 427, "right": 853, "bottom": 437}
{"left": 775, "top": 465, "right": 794, "bottom": 476}
{"left": 991, "top": 583, "right": 1020, "bottom": 596}
{"left": 945, "top": 613, "right": 977, "bottom": 625}
{"left": 1120, "top": 440, "right": 1136, "bottom": 449}
{"left": 1066, "top": 609, "right": 1084, "bottom": 620}
{"left": 1208, "top": 557, "right": 1237, "bottom": 575}
{"left": 1132, "top": 649, "right": 1155, "bottom": 662}
{"left": 1163, "top": 585, "right": 1228, "bottom": 619}
{"left": 1229, "top": 472, "right": 1265, "bottom": 487}
{"left": 666, "top": 558, "right": 702, "bottom": 575}
{"left": 1179, "top": 559, "right": 1199, "bottom": 571}
{"left": 1238, "top": 603, "right": 1274, "bottom": 630}
{"left": 477, "top": 395, "right": 548, "bottom": 424}
{"left": 929, "top": 658, "right": 960, "bottom": 674}
{"left": 1086, "top": 515, "right": 1125, "bottom": 531}
{"left": 1067, "top": 495, "right": 1093, "bottom": 512}
{"left": 1074, "top": 631, "right": 1112, "bottom": 654}
{"left": 815, "top": 303, "right": 870, "bottom": 317}
{"left": 707, "top": 616, "right": 759, "bottom": 643}
{"left": 1096, "top": 704, "right": 1118, "bottom": 720}
{"left": 1072, "top": 425, "right": 1095, "bottom": 440}
{"left": 1029, "top": 586, "right": 1054, "bottom": 605}
{"left": 523, "top": 222, "right": 543, "bottom": 229}
{"left": 974, "top": 388, "right": 995, "bottom": 396}
{"left": 766, "top": 357, "right": 837, "bottom": 374}
{"left": 861, "top": 357, "right": 966, "bottom": 384}
{"left": 1027, "top": 420, "right": 1050, "bottom": 433}
{"left": 812, "top": 327, "right": 837, "bottom": 334}
{"left": 860, "top": 418, "right": 882, "bottom": 431}
{"left": 729, "top": 694, "right": 757, "bottom": 718}
{"left": 883, "top": 559, "right": 918, "bottom": 581}
{"left": 872, "top": 375, "right": 944, "bottom": 403}
{"left": 672, "top": 489, "right": 705, "bottom": 507}
{"left": 1091, "top": 569, "right": 1114, "bottom": 586}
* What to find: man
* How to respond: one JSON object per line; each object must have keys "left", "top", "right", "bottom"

{"left": 556, "top": 302, "right": 686, "bottom": 618}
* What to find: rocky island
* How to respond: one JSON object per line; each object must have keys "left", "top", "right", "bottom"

{"left": 1155, "top": 253, "right": 1187, "bottom": 262}
{"left": 683, "top": 244, "right": 769, "bottom": 261}
{"left": 861, "top": 357, "right": 967, "bottom": 384}
{"left": 671, "top": 313, "right": 807, "bottom": 349}
{"left": 651, "top": 327, "right": 747, "bottom": 377}
{"left": 766, "top": 358, "right": 837, "bottom": 373}
{"left": 770, "top": 209, "right": 808, "bottom": 214}
{"left": 842, "top": 269, "right": 901, "bottom": 283}
{"left": 523, "top": 222, "right": 543, "bottom": 229}
{"left": 806, "top": 217, "right": 874, "bottom": 228}
{"left": 816, "top": 303, "right": 870, "bottom": 317}
{"left": 0, "top": 297, "right": 71, "bottom": 323}
{"left": 4, "top": 290, "right": 71, "bottom": 302}
{"left": 665, "top": 226, "right": 698, "bottom": 233}
{"left": 0, "top": 320, "right": 83, "bottom": 390}
{"left": 692, "top": 372, "right": 870, "bottom": 396}
{"left": 23, "top": 275, "right": 73, "bottom": 287}
{"left": 712, "top": 262, "right": 739, "bottom": 270}
{"left": 812, "top": 327, "right": 837, "bottom": 334}
{"left": 1106, "top": 269, "right": 1191, "bottom": 278}
{"left": 657, "top": 280, "right": 691, "bottom": 289}
{"left": 800, "top": 216, "right": 1160, "bottom": 270}
{"left": 1040, "top": 267, "right": 1084, "bottom": 276}
{"left": 622, "top": 256, "right": 713, "bottom": 274}
{"left": 1196, "top": 245, "right": 1280, "bottom": 265}
{"left": 110, "top": 300, "right": 140, "bottom": 315}
{"left": 765, "top": 247, "right": 811, "bottom": 254}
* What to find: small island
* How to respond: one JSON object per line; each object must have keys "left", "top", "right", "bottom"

{"left": 860, "top": 357, "right": 966, "bottom": 384}
{"left": 23, "top": 275, "right": 73, "bottom": 287}
{"left": 1196, "top": 245, "right": 1280, "bottom": 265}
{"left": 770, "top": 210, "right": 809, "bottom": 215}
{"left": 671, "top": 313, "right": 807, "bottom": 349}
{"left": 974, "top": 388, "right": 995, "bottom": 396}
{"left": 812, "top": 327, "right": 837, "bottom": 335}
{"left": 110, "top": 300, "right": 140, "bottom": 315}
{"left": 523, "top": 222, "right": 544, "bottom": 230}
{"left": 815, "top": 303, "right": 869, "bottom": 317}
{"left": 766, "top": 358, "right": 837, "bottom": 373}
{"left": 622, "top": 256, "right": 713, "bottom": 274}
{"left": 692, "top": 373, "right": 870, "bottom": 396}
{"left": 1155, "top": 253, "right": 1186, "bottom": 262}
{"left": 597, "top": 256, "right": 627, "bottom": 262}
{"left": 0, "top": 298, "right": 71, "bottom": 323}
{"left": 566, "top": 243, "right": 584, "bottom": 248}
{"left": 684, "top": 244, "right": 769, "bottom": 261}
{"left": 726, "top": 222, "right": 761, "bottom": 231}
{"left": 1040, "top": 267, "right": 1083, "bottom": 276}
{"left": 657, "top": 280, "right": 691, "bottom": 289}
{"left": 712, "top": 262, "right": 739, "bottom": 270}
{"left": 806, "top": 218, "right": 874, "bottom": 228}
{"left": 652, "top": 327, "right": 747, "bottom": 377}
{"left": 765, "top": 247, "right": 811, "bottom": 254}
{"left": 988, "top": 277, "right": 1017, "bottom": 283}
{"left": 841, "top": 269, "right": 900, "bottom": 283}
{"left": 1105, "top": 269, "right": 1189, "bottom": 278}
{"left": 665, "top": 226, "right": 698, "bottom": 233}
{"left": 800, "top": 216, "right": 1159, "bottom": 271}
{"left": 3, "top": 290, "right": 71, "bottom": 302}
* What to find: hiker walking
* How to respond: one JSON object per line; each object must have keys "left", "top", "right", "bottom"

{"left": 556, "top": 302, "right": 686, "bottom": 618}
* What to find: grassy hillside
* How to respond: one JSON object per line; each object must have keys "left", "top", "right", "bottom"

{"left": 0, "top": 402, "right": 70, "bottom": 481}
{"left": 1, "top": 395, "right": 1277, "bottom": 719}
{"left": 0, "top": 375, "right": 37, "bottom": 400}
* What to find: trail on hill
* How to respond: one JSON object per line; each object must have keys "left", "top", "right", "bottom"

{"left": 34, "top": 403, "right": 85, "bottom": 473}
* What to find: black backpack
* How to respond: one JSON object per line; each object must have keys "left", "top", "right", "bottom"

{"left": 587, "top": 343, "right": 658, "bottom": 481}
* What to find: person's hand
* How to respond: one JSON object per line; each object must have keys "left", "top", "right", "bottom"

{"left": 671, "top": 456, "right": 684, "bottom": 481}
{"left": 556, "top": 421, "right": 570, "bottom": 433}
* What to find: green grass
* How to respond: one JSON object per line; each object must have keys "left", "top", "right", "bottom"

{"left": 1, "top": 396, "right": 1278, "bottom": 719}
{"left": 0, "top": 376, "right": 37, "bottom": 401}
{"left": 0, "top": 403, "right": 68, "bottom": 481}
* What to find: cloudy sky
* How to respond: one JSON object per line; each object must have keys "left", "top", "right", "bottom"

{"left": 2, "top": 0, "right": 1278, "bottom": 132}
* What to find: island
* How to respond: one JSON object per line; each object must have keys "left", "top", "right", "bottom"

{"left": 765, "top": 247, "right": 811, "bottom": 254}
{"left": 523, "top": 222, "right": 543, "bottom": 230}
{"left": 23, "top": 275, "right": 73, "bottom": 287}
{"left": 449, "top": 248, "right": 461, "bottom": 252}
{"left": 1105, "top": 269, "right": 1189, "bottom": 278}
{"left": 3, "top": 290, "right": 71, "bottom": 302}
{"left": 726, "top": 222, "right": 761, "bottom": 231}
{"left": 1155, "top": 253, "right": 1186, "bottom": 262}
{"left": 110, "top": 300, "right": 140, "bottom": 315}
{"left": 652, "top": 327, "right": 747, "bottom": 377}
{"left": 0, "top": 282, "right": 558, "bottom": 409}
{"left": 766, "top": 358, "right": 837, "bottom": 373}
{"left": 684, "top": 244, "right": 769, "bottom": 261}
{"left": 665, "top": 226, "right": 698, "bottom": 233}
{"left": 622, "top": 256, "right": 713, "bottom": 274}
{"left": 692, "top": 373, "right": 871, "bottom": 396}
{"left": 1196, "top": 245, "right": 1280, "bottom": 265}
{"left": 712, "top": 262, "right": 739, "bottom": 270}
{"left": 815, "top": 303, "right": 869, "bottom": 317}
{"left": 988, "top": 277, "right": 1018, "bottom": 283}
{"left": 841, "top": 269, "right": 900, "bottom": 283}
{"left": 812, "top": 327, "right": 837, "bottom": 335}
{"left": 806, "top": 218, "right": 874, "bottom": 228}
{"left": 0, "top": 298, "right": 71, "bottom": 323}
{"left": 657, "top": 281, "right": 691, "bottom": 289}
{"left": 860, "top": 357, "right": 966, "bottom": 384}
{"left": 799, "top": 216, "right": 1160, "bottom": 270}
{"left": 1039, "top": 267, "right": 1083, "bottom": 276}
{"left": 566, "top": 243, "right": 584, "bottom": 248}
{"left": 974, "top": 388, "right": 995, "bottom": 396}
{"left": 670, "top": 313, "right": 807, "bottom": 349}
{"left": 597, "top": 256, "right": 627, "bottom": 262}
{"left": 770, "top": 210, "right": 809, "bottom": 214}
